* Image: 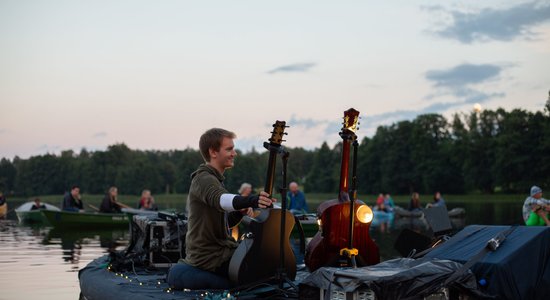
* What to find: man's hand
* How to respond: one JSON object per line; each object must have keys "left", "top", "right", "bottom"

{"left": 240, "top": 207, "right": 255, "bottom": 217}
{"left": 257, "top": 191, "right": 276, "bottom": 208}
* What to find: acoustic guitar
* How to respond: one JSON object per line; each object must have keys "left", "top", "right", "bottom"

{"left": 304, "top": 108, "right": 380, "bottom": 271}
{"left": 228, "top": 121, "right": 296, "bottom": 285}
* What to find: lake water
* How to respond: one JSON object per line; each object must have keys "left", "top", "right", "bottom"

{"left": 0, "top": 200, "right": 523, "bottom": 300}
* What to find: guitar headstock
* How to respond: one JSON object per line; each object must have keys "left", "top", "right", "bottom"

{"left": 268, "top": 120, "right": 287, "bottom": 145}
{"left": 341, "top": 108, "right": 360, "bottom": 134}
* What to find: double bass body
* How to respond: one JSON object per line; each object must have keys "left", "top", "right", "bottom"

{"left": 305, "top": 108, "right": 380, "bottom": 271}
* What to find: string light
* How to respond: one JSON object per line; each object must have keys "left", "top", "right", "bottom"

{"left": 104, "top": 266, "right": 237, "bottom": 298}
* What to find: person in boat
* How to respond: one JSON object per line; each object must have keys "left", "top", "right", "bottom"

{"left": 426, "top": 191, "right": 446, "bottom": 208}
{"left": 408, "top": 192, "right": 422, "bottom": 212}
{"left": 99, "top": 186, "right": 122, "bottom": 213}
{"left": 144, "top": 196, "right": 159, "bottom": 211}
{"left": 384, "top": 193, "right": 395, "bottom": 212}
{"left": 374, "top": 197, "right": 389, "bottom": 213}
{"left": 62, "top": 185, "right": 84, "bottom": 212}
{"left": 30, "top": 198, "right": 46, "bottom": 210}
{"left": 168, "top": 128, "right": 275, "bottom": 289}
{"left": 287, "top": 181, "right": 309, "bottom": 215}
{"left": 238, "top": 182, "right": 253, "bottom": 197}
{"left": 230, "top": 182, "right": 255, "bottom": 239}
{"left": 0, "top": 191, "right": 7, "bottom": 218}
{"left": 523, "top": 186, "right": 550, "bottom": 226}
{"left": 137, "top": 189, "right": 151, "bottom": 209}
{"left": 376, "top": 193, "right": 385, "bottom": 207}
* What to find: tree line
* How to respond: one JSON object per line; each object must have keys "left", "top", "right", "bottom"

{"left": 1, "top": 107, "right": 549, "bottom": 197}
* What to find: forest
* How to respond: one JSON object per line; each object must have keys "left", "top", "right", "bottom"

{"left": 1, "top": 107, "right": 549, "bottom": 196}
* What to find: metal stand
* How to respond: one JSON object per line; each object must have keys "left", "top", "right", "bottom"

{"left": 339, "top": 139, "right": 360, "bottom": 268}
{"left": 275, "top": 150, "right": 298, "bottom": 291}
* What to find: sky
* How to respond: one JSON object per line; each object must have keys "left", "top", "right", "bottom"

{"left": 1, "top": 0, "right": 549, "bottom": 159}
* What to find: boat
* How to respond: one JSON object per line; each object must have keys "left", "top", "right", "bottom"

{"left": 293, "top": 213, "right": 319, "bottom": 237}
{"left": 393, "top": 206, "right": 466, "bottom": 218}
{"left": 447, "top": 207, "right": 466, "bottom": 218}
{"left": 0, "top": 202, "right": 6, "bottom": 218}
{"left": 393, "top": 206, "right": 424, "bottom": 218}
{"left": 78, "top": 210, "right": 488, "bottom": 300}
{"left": 41, "top": 209, "right": 129, "bottom": 228}
{"left": 15, "top": 201, "right": 60, "bottom": 223}
{"left": 371, "top": 209, "right": 395, "bottom": 228}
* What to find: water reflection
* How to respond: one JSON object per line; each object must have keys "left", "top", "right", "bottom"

{"left": 43, "top": 227, "right": 128, "bottom": 265}
{"left": 0, "top": 220, "right": 129, "bottom": 300}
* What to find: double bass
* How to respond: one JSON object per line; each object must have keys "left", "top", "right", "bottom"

{"left": 228, "top": 121, "right": 296, "bottom": 285}
{"left": 305, "top": 108, "right": 380, "bottom": 271}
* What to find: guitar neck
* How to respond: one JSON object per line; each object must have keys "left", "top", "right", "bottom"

{"left": 264, "top": 147, "right": 278, "bottom": 195}
{"left": 338, "top": 136, "right": 353, "bottom": 202}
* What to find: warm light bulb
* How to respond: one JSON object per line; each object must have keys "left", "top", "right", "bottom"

{"left": 356, "top": 205, "right": 373, "bottom": 223}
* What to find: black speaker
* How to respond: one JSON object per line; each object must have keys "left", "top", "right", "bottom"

{"left": 424, "top": 206, "right": 453, "bottom": 236}
{"left": 394, "top": 228, "right": 433, "bottom": 257}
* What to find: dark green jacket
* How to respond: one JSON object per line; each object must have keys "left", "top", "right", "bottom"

{"left": 183, "top": 164, "right": 239, "bottom": 272}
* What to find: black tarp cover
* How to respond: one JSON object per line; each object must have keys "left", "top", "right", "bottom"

{"left": 300, "top": 257, "right": 484, "bottom": 300}
{"left": 425, "top": 225, "right": 550, "bottom": 300}
{"left": 79, "top": 255, "right": 222, "bottom": 300}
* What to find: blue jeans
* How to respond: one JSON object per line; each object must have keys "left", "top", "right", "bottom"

{"left": 167, "top": 262, "right": 231, "bottom": 290}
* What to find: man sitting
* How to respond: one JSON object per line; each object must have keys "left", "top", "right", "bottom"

{"left": 287, "top": 182, "right": 309, "bottom": 215}
{"left": 30, "top": 198, "right": 46, "bottom": 210}
{"left": 62, "top": 185, "right": 84, "bottom": 212}
{"left": 523, "top": 186, "right": 550, "bottom": 226}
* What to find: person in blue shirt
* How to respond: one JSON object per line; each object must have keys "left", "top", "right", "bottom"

{"left": 426, "top": 191, "right": 446, "bottom": 208}
{"left": 287, "top": 182, "right": 308, "bottom": 215}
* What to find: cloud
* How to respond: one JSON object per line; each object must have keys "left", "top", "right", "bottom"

{"left": 428, "top": 1, "right": 550, "bottom": 43}
{"left": 288, "top": 114, "right": 327, "bottom": 129}
{"left": 36, "top": 144, "right": 61, "bottom": 152}
{"left": 92, "top": 131, "right": 107, "bottom": 138}
{"left": 421, "top": 63, "right": 506, "bottom": 116}
{"left": 240, "top": 63, "right": 508, "bottom": 148}
{"left": 267, "top": 62, "right": 316, "bottom": 74}
{"left": 425, "top": 63, "right": 502, "bottom": 88}
{"left": 424, "top": 63, "right": 506, "bottom": 104}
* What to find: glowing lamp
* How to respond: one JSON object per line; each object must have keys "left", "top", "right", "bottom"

{"left": 356, "top": 205, "right": 373, "bottom": 224}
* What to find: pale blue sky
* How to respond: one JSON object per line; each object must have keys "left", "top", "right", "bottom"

{"left": 1, "top": 0, "right": 549, "bottom": 159}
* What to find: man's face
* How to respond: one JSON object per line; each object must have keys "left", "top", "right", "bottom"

{"left": 211, "top": 137, "right": 236, "bottom": 170}
{"left": 71, "top": 188, "right": 80, "bottom": 197}
{"left": 290, "top": 183, "right": 298, "bottom": 193}
{"left": 534, "top": 192, "right": 542, "bottom": 199}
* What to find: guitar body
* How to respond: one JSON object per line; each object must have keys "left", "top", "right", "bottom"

{"left": 305, "top": 199, "right": 379, "bottom": 271}
{"left": 228, "top": 208, "right": 296, "bottom": 285}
